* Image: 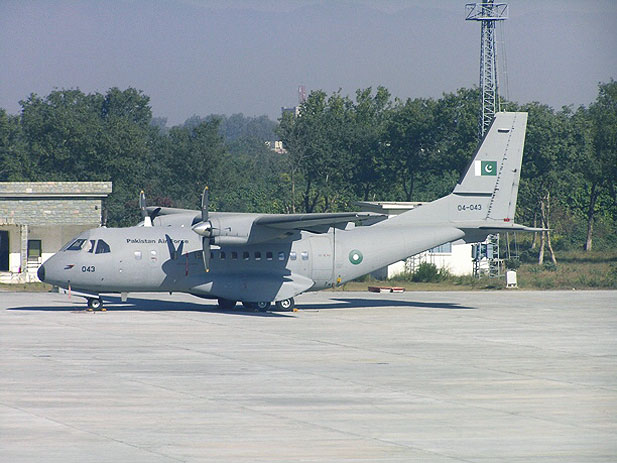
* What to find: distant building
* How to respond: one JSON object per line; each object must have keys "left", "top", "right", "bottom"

{"left": 355, "top": 201, "right": 473, "bottom": 278}
{"left": 0, "top": 182, "right": 112, "bottom": 283}
{"left": 264, "top": 140, "right": 287, "bottom": 154}
{"left": 281, "top": 106, "right": 300, "bottom": 117}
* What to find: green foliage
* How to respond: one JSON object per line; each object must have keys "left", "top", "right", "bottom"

{"left": 505, "top": 257, "right": 521, "bottom": 270}
{"left": 542, "top": 261, "right": 557, "bottom": 272}
{"left": 1, "top": 81, "right": 615, "bottom": 251}
{"left": 409, "top": 263, "right": 450, "bottom": 283}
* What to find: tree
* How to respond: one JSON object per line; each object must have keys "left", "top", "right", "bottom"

{"left": 278, "top": 90, "right": 354, "bottom": 213}
{"left": 519, "top": 103, "right": 578, "bottom": 264}
{"left": 0, "top": 109, "right": 29, "bottom": 180}
{"left": 583, "top": 80, "right": 617, "bottom": 250}
{"left": 347, "top": 87, "right": 392, "bottom": 201}
{"left": 385, "top": 97, "right": 437, "bottom": 201}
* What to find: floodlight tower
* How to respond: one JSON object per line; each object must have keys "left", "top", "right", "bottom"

{"left": 466, "top": 1, "right": 508, "bottom": 138}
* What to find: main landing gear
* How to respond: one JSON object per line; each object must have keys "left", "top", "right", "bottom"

{"left": 217, "top": 297, "right": 296, "bottom": 312}
{"left": 86, "top": 297, "right": 105, "bottom": 312}
{"left": 275, "top": 298, "right": 295, "bottom": 312}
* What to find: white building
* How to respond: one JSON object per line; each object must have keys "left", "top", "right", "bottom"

{"left": 355, "top": 201, "right": 473, "bottom": 279}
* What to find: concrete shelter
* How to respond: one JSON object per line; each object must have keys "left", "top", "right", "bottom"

{"left": 0, "top": 182, "right": 112, "bottom": 283}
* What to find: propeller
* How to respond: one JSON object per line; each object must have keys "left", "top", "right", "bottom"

{"left": 139, "top": 190, "right": 152, "bottom": 227}
{"left": 193, "top": 186, "right": 212, "bottom": 272}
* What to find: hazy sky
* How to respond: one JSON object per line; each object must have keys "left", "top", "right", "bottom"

{"left": 1, "top": 0, "right": 616, "bottom": 125}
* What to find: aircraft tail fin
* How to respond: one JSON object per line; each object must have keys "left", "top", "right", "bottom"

{"left": 451, "top": 112, "right": 528, "bottom": 223}
{"left": 381, "top": 112, "right": 528, "bottom": 230}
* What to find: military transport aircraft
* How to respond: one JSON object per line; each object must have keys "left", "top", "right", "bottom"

{"left": 39, "top": 112, "right": 537, "bottom": 311}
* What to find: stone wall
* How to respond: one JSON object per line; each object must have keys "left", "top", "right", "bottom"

{"left": 0, "top": 182, "right": 112, "bottom": 226}
{"left": 0, "top": 199, "right": 103, "bottom": 225}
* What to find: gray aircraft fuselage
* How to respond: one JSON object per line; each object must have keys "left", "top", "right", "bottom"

{"left": 38, "top": 215, "right": 463, "bottom": 303}
{"left": 39, "top": 112, "right": 534, "bottom": 310}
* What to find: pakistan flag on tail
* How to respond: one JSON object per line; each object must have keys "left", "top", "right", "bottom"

{"left": 475, "top": 160, "right": 497, "bottom": 176}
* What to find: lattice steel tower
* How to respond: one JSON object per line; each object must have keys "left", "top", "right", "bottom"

{"left": 466, "top": 2, "right": 508, "bottom": 138}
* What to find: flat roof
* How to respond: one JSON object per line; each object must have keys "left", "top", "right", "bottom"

{"left": 0, "top": 182, "right": 112, "bottom": 198}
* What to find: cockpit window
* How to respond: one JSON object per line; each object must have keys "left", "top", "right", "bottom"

{"left": 87, "top": 240, "right": 96, "bottom": 253}
{"left": 95, "top": 240, "right": 111, "bottom": 254}
{"left": 66, "top": 239, "right": 86, "bottom": 251}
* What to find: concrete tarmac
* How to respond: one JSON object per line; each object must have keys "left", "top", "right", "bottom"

{"left": 1, "top": 290, "right": 616, "bottom": 462}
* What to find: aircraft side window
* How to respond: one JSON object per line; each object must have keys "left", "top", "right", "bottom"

{"left": 95, "top": 240, "right": 111, "bottom": 254}
{"left": 87, "top": 240, "right": 96, "bottom": 253}
{"left": 254, "top": 251, "right": 261, "bottom": 260}
{"left": 289, "top": 251, "right": 297, "bottom": 261}
{"left": 231, "top": 251, "right": 238, "bottom": 260}
{"left": 278, "top": 251, "right": 285, "bottom": 261}
{"left": 66, "top": 239, "right": 86, "bottom": 251}
{"left": 243, "top": 251, "right": 250, "bottom": 260}
{"left": 301, "top": 251, "right": 309, "bottom": 260}
{"left": 266, "top": 251, "right": 273, "bottom": 261}
{"left": 150, "top": 250, "right": 157, "bottom": 262}
{"left": 134, "top": 251, "right": 142, "bottom": 260}
{"left": 220, "top": 251, "right": 226, "bottom": 259}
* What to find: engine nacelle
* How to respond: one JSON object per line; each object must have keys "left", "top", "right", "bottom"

{"left": 193, "top": 214, "right": 290, "bottom": 246}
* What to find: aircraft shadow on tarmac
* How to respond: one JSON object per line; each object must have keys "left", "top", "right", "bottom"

{"left": 8, "top": 295, "right": 293, "bottom": 318}
{"left": 9, "top": 295, "right": 475, "bottom": 315}
{"left": 300, "top": 298, "right": 476, "bottom": 310}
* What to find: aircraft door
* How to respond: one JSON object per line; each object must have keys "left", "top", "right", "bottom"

{"left": 309, "top": 235, "right": 333, "bottom": 287}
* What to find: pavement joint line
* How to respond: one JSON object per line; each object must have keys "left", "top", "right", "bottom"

{"left": 0, "top": 402, "right": 186, "bottom": 462}
{"left": 91, "top": 337, "right": 617, "bottom": 439}
{"left": 303, "top": 336, "right": 617, "bottom": 394}
{"left": 240, "top": 407, "right": 477, "bottom": 463}
{"left": 3, "top": 291, "right": 616, "bottom": 461}
{"left": 9, "top": 309, "right": 617, "bottom": 437}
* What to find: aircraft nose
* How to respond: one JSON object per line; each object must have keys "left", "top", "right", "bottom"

{"left": 37, "top": 263, "right": 46, "bottom": 282}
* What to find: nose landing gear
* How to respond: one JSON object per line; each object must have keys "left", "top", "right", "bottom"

{"left": 86, "top": 297, "right": 105, "bottom": 311}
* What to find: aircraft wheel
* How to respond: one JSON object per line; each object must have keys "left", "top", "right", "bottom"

{"left": 87, "top": 297, "right": 102, "bottom": 311}
{"left": 217, "top": 298, "right": 237, "bottom": 310}
{"left": 255, "top": 301, "right": 271, "bottom": 312}
{"left": 275, "top": 298, "right": 295, "bottom": 311}
{"left": 242, "top": 301, "right": 270, "bottom": 312}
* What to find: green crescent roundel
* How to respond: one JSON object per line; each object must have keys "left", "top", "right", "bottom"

{"left": 349, "top": 249, "right": 363, "bottom": 265}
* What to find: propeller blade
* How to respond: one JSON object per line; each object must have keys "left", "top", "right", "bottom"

{"left": 202, "top": 237, "right": 210, "bottom": 272}
{"left": 195, "top": 185, "right": 212, "bottom": 272}
{"left": 149, "top": 207, "right": 162, "bottom": 222}
{"left": 139, "top": 191, "right": 146, "bottom": 217}
{"left": 201, "top": 186, "right": 209, "bottom": 223}
{"left": 139, "top": 190, "right": 152, "bottom": 227}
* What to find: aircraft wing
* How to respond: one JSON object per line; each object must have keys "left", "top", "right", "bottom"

{"left": 255, "top": 212, "right": 386, "bottom": 233}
